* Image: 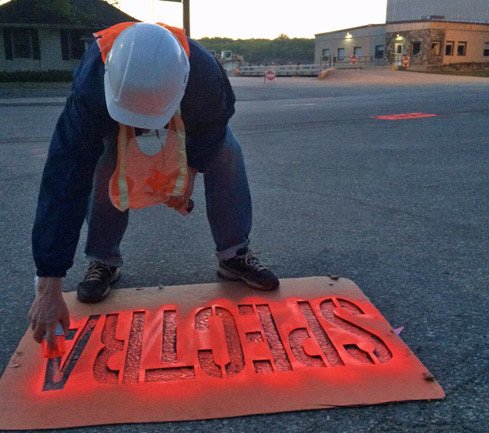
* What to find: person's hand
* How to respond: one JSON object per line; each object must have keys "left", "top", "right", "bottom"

{"left": 166, "top": 166, "right": 198, "bottom": 215}
{"left": 29, "top": 277, "right": 70, "bottom": 349}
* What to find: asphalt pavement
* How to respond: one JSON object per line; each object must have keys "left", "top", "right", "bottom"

{"left": 0, "top": 69, "right": 488, "bottom": 433}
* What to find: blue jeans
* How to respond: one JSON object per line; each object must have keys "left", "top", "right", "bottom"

{"left": 84, "top": 126, "right": 252, "bottom": 266}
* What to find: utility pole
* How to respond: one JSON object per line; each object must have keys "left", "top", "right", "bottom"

{"left": 161, "top": 0, "right": 190, "bottom": 37}
{"left": 182, "top": 0, "right": 190, "bottom": 37}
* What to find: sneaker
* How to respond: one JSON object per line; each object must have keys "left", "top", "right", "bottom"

{"left": 217, "top": 248, "right": 279, "bottom": 291}
{"left": 77, "top": 261, "right": 120, "bottom": 304}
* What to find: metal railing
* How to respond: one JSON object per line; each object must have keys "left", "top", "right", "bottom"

{"left": 237, "top": 64, "right": 321, "bottom": 77}
{"left": 320, "top": 56, "right": 388, "bottom": 69}
{"left": 236, "top": 57, "right": 389, "bottom": 77}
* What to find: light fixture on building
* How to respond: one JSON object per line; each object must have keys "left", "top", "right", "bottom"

{"left": 395, "top": 34, "right": 404, "bottom": 41}
{"left": 346, "top": 32, "right": 352, "bottom": 39}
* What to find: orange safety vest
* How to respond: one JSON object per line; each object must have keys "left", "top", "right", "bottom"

{"left": 94, "top": 22, "right": 190, "bottom": 211}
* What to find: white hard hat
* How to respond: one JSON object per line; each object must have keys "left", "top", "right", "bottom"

{"left": 104, "top": 23, "right": 190, "bottom": 129}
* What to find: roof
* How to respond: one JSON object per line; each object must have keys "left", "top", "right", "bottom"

{"left": 0, "top": 0, "right": 138, "bottom": 28}
{"left": 386, "top": 19, "right": 489, "bottom": 27}
{"left": 315, "top": 24, "right": 386, "bottom": 38}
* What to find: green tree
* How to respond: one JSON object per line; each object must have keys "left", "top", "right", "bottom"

{"left": 198, "top": 36, "right": 314, "bottom": 65}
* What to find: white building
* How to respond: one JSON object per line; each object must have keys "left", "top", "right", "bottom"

{"left": 0, "top": 0, "right": 137, "bottom": 73}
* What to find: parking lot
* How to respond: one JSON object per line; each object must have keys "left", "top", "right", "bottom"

{"left": 1, "top": 69, "right": 488, "bottom": 432}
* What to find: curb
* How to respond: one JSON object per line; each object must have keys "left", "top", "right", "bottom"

{"left": 0, "top": 97, "right": 66, "bottom": 106}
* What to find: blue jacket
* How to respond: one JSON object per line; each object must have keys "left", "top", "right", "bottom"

{"left": 32, "top": 38, "right": 236, "bottom": 277}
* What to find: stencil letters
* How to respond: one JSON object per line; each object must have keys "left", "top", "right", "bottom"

{"left": 42, "top": 296, "right": 393, "bottom": 391}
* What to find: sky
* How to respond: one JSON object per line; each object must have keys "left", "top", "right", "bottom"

{"left": 117, "top": 0, "right": 389, "bottom": 39}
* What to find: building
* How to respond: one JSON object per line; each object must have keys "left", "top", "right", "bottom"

{"left": 385, "top": 20, "right": 489, "bottom": 68}
{"left": 315, "top": 0, "right": 489, "bottom": 70}
{"left": 0, "top": 0, "right": 137, "bottom": 73}
{"left": 386, "top": 0, "right": 489, "bottom": 24}
{"left": 315, "top": 24, "right": 387, "bottom": 69}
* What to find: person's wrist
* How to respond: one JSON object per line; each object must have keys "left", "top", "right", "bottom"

{"left": 36, "top": 277, "right": 63, "bottom": 295}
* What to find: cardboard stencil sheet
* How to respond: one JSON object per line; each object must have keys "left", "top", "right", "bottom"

{"left": 0, "top": 276, "right": 445, "bottom": 430}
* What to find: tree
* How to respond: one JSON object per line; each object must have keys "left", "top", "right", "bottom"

{"left": 198, "top": 36, "right": 314, "bottom": 65}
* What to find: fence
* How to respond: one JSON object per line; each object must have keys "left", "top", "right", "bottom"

{"left": 237, "top": 64, "right": 320, "bottom": 77}
{"left": 237, "top": 57, "right": 388, "bottom": 77}
{"left": 320, "top": 56, "right": 388, "bottom": 70}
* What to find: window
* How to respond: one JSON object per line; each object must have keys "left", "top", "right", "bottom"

{"left": 375, "top": 45, "right": 384, "bottom": 59}
{"left": 484, "top": 42, "right": 489, "bottom": 57}
{"left": 322, "top": 48, "right": 330, "bottom": 61}
{"left": 457, "top": 41, "right": 467, "bottom": 56}
{"left": 3, "top": 28, "right": 40, "bottom": 60}
{"left": 431, "top": 42, "right": 441, "bottom": 55}
{"left": 12, "top": 29, "right": 32, "bottom": 58}
{"left": 445, "top": 41, "right": 454, "bottom": 56}
{"left": 60, "top": 30, "right": 85, "bottom": 60}
{"left": 396, "top": 44, "right": 403, "bottom": 54}
{"left": 337, "top": 47, "right": 345, "bottom": 61}
{"left": 412, "top": 42, "right": 421, "bottom": 55}
{"left": 353, "top": 46, "right": 362, "bottom": 58}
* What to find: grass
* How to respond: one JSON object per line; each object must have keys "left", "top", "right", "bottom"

{"left": 421, "top": 70, "right": 489, "bottom": 78}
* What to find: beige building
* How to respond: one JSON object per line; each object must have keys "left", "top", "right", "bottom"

{"left": 386, "top": 0, "right": 489, "bottom": 23}
{"left": 315, "top": 24, "right": 387, "bottom": 69}
{"left": 386, "top": 21, "right": 489, "bottom": 68}
{"left": 315, "top": 0, "right": 489, "bottom": 70}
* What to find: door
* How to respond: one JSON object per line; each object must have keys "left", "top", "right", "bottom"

{"left": 394, "top": 43, "right": 403, "bottom": 66}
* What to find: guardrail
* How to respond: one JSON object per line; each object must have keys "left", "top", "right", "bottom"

{"left": 237, "top": 64, "right": 321, "bottom": 77}
{"left": 237, "top": 58, "right": 389, "bottom": 77}
{"left": 320, "top": 56, "right": 388, "bottom": 69}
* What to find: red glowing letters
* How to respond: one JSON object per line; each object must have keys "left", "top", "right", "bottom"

{"left": 43, "top": 296, "right": 393, "bottom": 390}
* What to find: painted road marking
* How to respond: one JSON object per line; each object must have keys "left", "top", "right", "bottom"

{"left": 0, "top": 277, "right": 445, "bottom": 430}
{"left": 373, "top": 112, "right": 439, "bottom": 120}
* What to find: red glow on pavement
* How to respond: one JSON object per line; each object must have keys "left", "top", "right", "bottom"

{"left": 373, "top": 113, "right": 439, "bottom": 120}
